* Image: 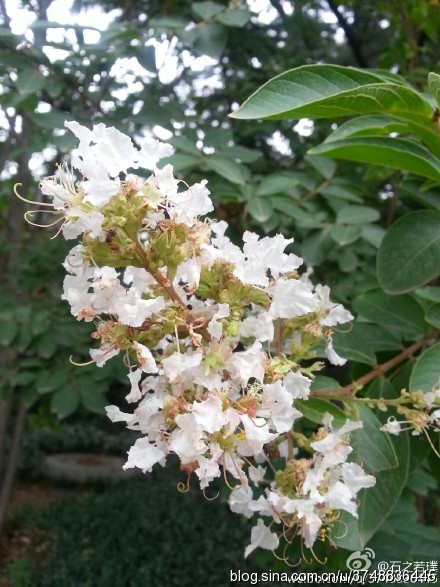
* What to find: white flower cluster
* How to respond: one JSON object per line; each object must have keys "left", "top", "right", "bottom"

{"left": 38, "top": 121, "right": 375, "bottom": 557}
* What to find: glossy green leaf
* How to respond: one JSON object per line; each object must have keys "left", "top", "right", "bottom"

{"left": 36, "top": 370, "right": 69, "bottom": 394}
{"left": 193, "top": 1, "right": 224, "bottom": 20}
{"left": 168, "top": 135, "right": 200, "bottom": 156}
{"left": 215, "top": 145, "right": 261, "bottom": 163}
{"left": 369, "top": 496, "right": 440, "bottom": 561}
{"left": 256, "top": 172, "right": 301, "bottom": 196}
{"left": 332, "top": 404, "right": 409, "bottom": 550}
{"left": 149, "top": 16, "right": 187, "bottom": 29}
{"left": 320, "top": 179, "right": 364, "bottom": 203}
{"left": 416, "top": 287, "right": 440, "bottom": 303}
{"left": 11, "top": 371, "right": 37, "bottom": 386}
{"left": 332, "top": 326, "right": 376, "bottom": 365}
{"left": 295, "top": 398, "right": 346, "bottom": 427}
{"left": 161, "top": 154, "right": 200, "bottom": 173}
{"left": 329, "top": 224, "right": 362, "bottom": 245}
{"left": 247, "top": 197, "right": 273, "bottom": 222}
{"left": 204, "top": 155, "right": 248, "bottom": 184}
{"left": 336, "top": 205, "right": 380, "bottom": 224}
{"left": 337, "top": 248, "right": 358, "bottom": 272}
{"left": 29, "top": 110, "right": 68, "bottom": 129}
{"left": 216, "top": 8, "right": 251, "bottom": 27}
{"left": 15, "top": 68, "right": 46, "bottom": 94}
{"left": 0, "top": 321, "right": 18, "bottom": 345}
{"left": 361, "top": 224, "right": 386, "bottom": 248}
{"left": 310, "top": 375, "right": 341, "bottom": 393}
{"left": 310, "top": 137, "right": 440, "bottom": 183}
{"left": 325, "top": 114, "right": 410, "bottom": 142}
{"left": 272, "top": 197, "right": 327, "bottom": 227}
{"left": 409, "top": 342, "right": 440, "bottom": 394}
{"left": 377, "top": 210, "right": 440, "bottom": 294}
{"left": 230, "top": 65, "right": 431, "bottom": 121}
{"left": 193, "top": 23, "right": 227, "bottom": 58}
{"left": 305, "top": 154, "right": 336, "bottom": 179}
{"left": 50, "top": 386, "right": 80, "bottom": 419}
{"left": 428, "top": 72, "right": 440, "bottom": 107}
{"left": 400, "top": 176, "right": 440, "bottom": 211}
{"left": 133, "top": 45, "right": 156, "bottom": 72}
{"left": 425, "top": 303, "right": 440, "bottom": 328}
{"left": 357, "top": 323, "right": 403, "bottom": 352}
{"left": 81, "top": 389, "right": 107, "bottom": 413}
{"left": 353, "top": 290, "right": 426, "bottom": 337}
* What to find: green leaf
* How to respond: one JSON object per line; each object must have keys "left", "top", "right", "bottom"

{"left": 149, "top": 16, "right": 188, "bottom": 29}
{"left": 0, "top": 321, "right": 18, "bottom": 345}
{"left": 332, "top": 325, "right": 377, "bottom": 365}
{"left": 168, "top": 135, "right": 200, "bottom": 156}
{"left": 50, "top": 386, "right": 80, "bottom": 419}
{"left": 428, "top": 72, "right": 440, "bottom": 107}
{"left": 215, "top": 145, "right": 261, "bottom": 163}
{"left": 310, "top": 137, "right": 440, "bottom": 183}
{"left": 400, "top": 175, "right": 440, "bottom": 211}
{"left": 230, "top": 65, "right": 431, "bottom": 121}
{"left": 409, "top": 342, "right": 440, "bottom": 394}
{"left": 369, "top": 495, "right": 440, "bottom": 560}
{"left": 351, "top": 404, "right": 398, "bottom": 473}
{"left": 320, "top": 179, "right": 363, "bottom": 203}
{"left": 256, "top": 172, "right": 301, "bottom": 196}
{"left": 324, "top": 114, "right": 410, "bottom": 142}
{"left": 305, "top": 154, "right": 336, "bottom": 179}
{"left": 193, "top": 22, "right": 227, "bottom": 58}
{"left": 310, "top": 375, "right": 341, "bottom": 393}
{"left": 11, "top": 371, "right": 37, "bottom": 386}
{"left": 377, "top": 210, "right": 440, "bottom": 294}
{"left": 272, "top": 197, "right": 327, "bottom": 227}
{"left": 353, "top": 290, "right": 426, "bottom": 337}
{"left": 357, "top": 323, "right": 403, "bottom": 352}
{"left": 295, "top": 398, "right": 346, "bottom": 427}
{"left": 15, "top": 68, "right": 46, "bottom": 95}
{"left": 425, "top": 303, "right": 440, "bottom": 328}
{"left": 332, "top": 404, "right": 409, "bottom": 550}
{"left": 192, "top": 1, "right": 224, "bottom": 20}
{"left": 337, "top": 248, "right": 357, "bottom": 272}
{"left": 29, "top": 110, "right": 68, "bottom": 129}
{"left": 361, "top": 224, "right": 385, "bottom": 248}
{"left": 247, "top": 197, "right": 273, "bottom": 223}
{"left": 336, "top": 205, "right": 380, "bottom": 225}
{"left": 330, "top": 225, "right": 362, "bottom": 245}
{"left": 36, "top": 370, "right": 69, "bottom": 394}
{"left": 416, "top": 286, "right": 440, "bottom": 303}
{"left": 161, "top": 153, "right": 200, "bottom": 173}
{"left": 133, "top": 45, "right": 156, "bottom": 72}
{"left": 216, "top": 8, "right": 251, "bottom": 27}
{"left": 204, "top": 155, "right": 248, "bottom": 184}
{"left": 81, "top": 389, "right": 107, "bottom": 413}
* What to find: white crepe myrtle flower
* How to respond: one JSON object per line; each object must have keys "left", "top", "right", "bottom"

{"left": 207, "top": 303, "right": 230, "bottom": 340}
{"left": 269, "top": 278, "right": 319, "bottom": 319}
{"left": 123, "top": 437, "right": 167, "bottom": 473}
{"left": 26, "top": 121, "right": 383, "bottom": 562}
{"left": 126, "top": 368, "right": 143, "bottom": 403}
{"left": 325, "top": 338, "right": 347, "bottom": 366}
{"left": 381, "top": 416, "right": 402, "bottom": 435}
{"left": 132, "top": 342, "right": 158, "bottom": 373}
{"left": 244, "top": 519, "right": 279, "bottom": 558}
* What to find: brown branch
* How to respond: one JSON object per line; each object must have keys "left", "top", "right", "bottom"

{"left": 312, "top": 330, "right": 440, "bottom": 398}
{"left": 395, "top": 0, "right": 419, "bottom": 69}
{"left": 0, "top": 0, "right": 10, "bottom": 27}
{"left": 0, "top": 401, "right": 27, "bottom": 535}
{"left": 326, "top": 0, "right": 369, "bottom": 68}
{"left": 299, "top": 178, "right": 331, "bottom": 204}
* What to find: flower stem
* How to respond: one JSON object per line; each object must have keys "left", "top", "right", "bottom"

{"left": 311, "top": 329, "right": 440, "bottom": 398}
